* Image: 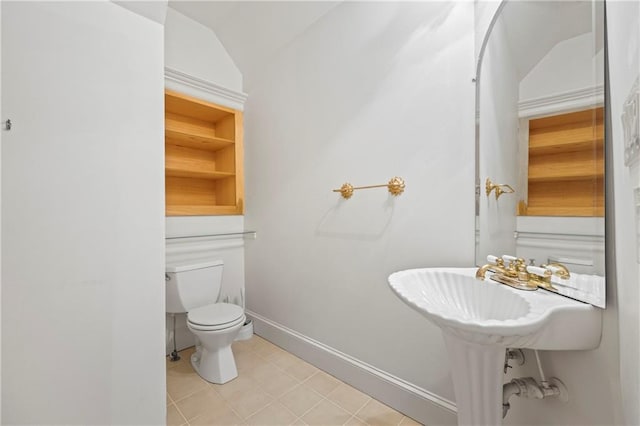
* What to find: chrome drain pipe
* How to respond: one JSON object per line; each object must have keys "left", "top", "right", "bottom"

{"left": 502, "top": 350, "right": 568, "bottom": 418}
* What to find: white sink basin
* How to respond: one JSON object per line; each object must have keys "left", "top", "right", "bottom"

{"left": 388, "top": 267, "right": 602, "bottom": 349}
{"left": 389, "top": 267, "right": 603, "bottom": 425}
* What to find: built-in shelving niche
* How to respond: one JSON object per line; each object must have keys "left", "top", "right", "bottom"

{"left": 165, "top": 90, "right": 244, "bottom": 216}
{"left": 520, "top": 107, "right": 604, "bottom": 217}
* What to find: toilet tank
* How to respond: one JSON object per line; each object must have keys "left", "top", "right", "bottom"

{"left": 165, "top": 260, "right": 223, "bottom": 313}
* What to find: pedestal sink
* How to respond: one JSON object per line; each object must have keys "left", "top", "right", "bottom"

{"left": 388, "top": 267, "right": 602, "bottom": 425}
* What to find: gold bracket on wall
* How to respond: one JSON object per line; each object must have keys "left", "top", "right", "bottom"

{"left": 486, "top": 178, "right": 515, "bottom": 200}
{"left": 333, "top": 177, "right": 405, "bottom": 199}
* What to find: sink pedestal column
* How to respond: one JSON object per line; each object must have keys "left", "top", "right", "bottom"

{"left": 442, "top": 332, "right": 505, "bottom": 426}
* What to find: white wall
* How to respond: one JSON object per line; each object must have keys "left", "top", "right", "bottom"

{"left": 243, "top": 1, "right": 627, "bottom": 424}
{"left": 114, "top": 0, "right": 168, "bottom": 25}
{"left": 165, "top": 7, "right": 242, "bottom": 93}
{"left": 520, "top": 33, "right": 604, "bottom": 103}
{"left": 1, "top": 2, "right": 166, "bottom": 424}
{"left": 0, "top": 2, "right": 3, "bottom": 420}
{"left": 163, "top": 8, "right": 248, "bottom": 353}
{"left": 608, "top": 1, "right": 640, "bottom": 424}
{"left": 245, "top": 1, "right": 475, "bottom": 421}
{"left": 474, "top": 1, "right": 501, "bottom": 67}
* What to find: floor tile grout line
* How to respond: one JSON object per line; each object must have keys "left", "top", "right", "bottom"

{"left": 399, "top": 415, "right": 420, "bottom": 426}
{"left": 344, "top": 413, "right": 371, "bottom": 426}
{"left": 246, "top": 397, "right": 302, "bottom": 424}
{"left": 351, "top": 396, "right": 373, "bottom": 419}
{"left": 206, "top": 380, "right": 271, "bottom": 422}
{"left": 256, "top": 381, "right": 302, "bottom": 400}
{"left": 320, "top": 393, "right": 365, "bottom": 423}
{"left": 169, "top": 400, "right": 190, "bottom": 426}
{"left": 185, "top": 395, "right": 245, "bottom": 426}
{"left": 225, "top": 398, "right": 248, "bottom": 423}
{"left": 168, "top": 382, "right": 209, "bottom": 406}
{"left": 283, "top": 382, "right": 329, "bottom": 421}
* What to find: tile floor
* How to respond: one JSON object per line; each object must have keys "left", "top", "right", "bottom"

{"left": 167, "top": 335, "right": 423, "bottom": 426}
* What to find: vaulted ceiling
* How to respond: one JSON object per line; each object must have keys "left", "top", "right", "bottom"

{"left": 168, "top": 1, "right": 341, "bottom": 77}
{"left": 169, "top": 1, "right": 603, "bottom": 89}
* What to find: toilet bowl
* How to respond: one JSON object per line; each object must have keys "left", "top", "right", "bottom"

{"left": 165, "top": 260, "right": 245, "bottom": 384}
{"left": 187, "top": 303, "right": 245, "bottom": 384}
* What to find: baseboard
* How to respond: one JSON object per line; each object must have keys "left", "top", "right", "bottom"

{"left": 246, "top": 310, "right": 457, "bottom": 426}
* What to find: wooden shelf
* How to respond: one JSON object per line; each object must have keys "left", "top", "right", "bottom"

{"left": 523, "top": 205, "right": 604, "bottom": 217}
{"left": 165, "top": 167, "right": 235, "bottom": 180}
{"left": 529, "top": 136, "right": 603, "bottom": 156}
{"left": 166, "top": 205, "right": 242, "bottom": 216}
{"left": 522, "top": 107, "right": 604, "bottom": 218}
{"left": 165, "top": 90, "right": 244, "bottom": 216}
{"left": 165, "top": 130, "right": 234, "bottom": 151}
{"left": 165, "top": 113, "right": 234, "bottom": 151}
{"left": 529, "top": 110, "right": 604, "bottom": 155}
{"left": 166, "top": 92, "right": 235, "bottom": 122}
{"left": 528, "top": 171, "right": 605, "bottom": 182}
{"left": 528, "top": 150, "right": 604, "bottom": 182}
{"left": 165, "top": 143, "right": 235, "bottom": 180}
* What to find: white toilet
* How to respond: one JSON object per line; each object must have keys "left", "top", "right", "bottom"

{"left": 165, "top": 259, "right": 245, "bottom": 384}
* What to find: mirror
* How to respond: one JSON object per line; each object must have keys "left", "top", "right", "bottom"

{"left": 475, "top": 0, "right": 606, "bottom": 308}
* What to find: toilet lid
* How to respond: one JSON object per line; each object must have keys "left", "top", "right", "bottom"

{"left": 188, "top": 303, "right": 244, "bottom": 327}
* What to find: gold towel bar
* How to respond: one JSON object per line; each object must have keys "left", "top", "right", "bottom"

{"left": 333, "top": 177, "right": 405, "bottom": 199}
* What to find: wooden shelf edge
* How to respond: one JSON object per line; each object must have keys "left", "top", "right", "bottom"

{"left": 166, "top": 205, "right": 243, "bottom": 216}
{"left": 521, "top": 207, "right": 605, "bottom": 217}
{"left": 166, "top": 129, "right": 234, "bottom": 151}
{"left": 528, "top": 174, "right": 604, "bottom": 183}
{"left": 165, "top": 89, "right": 236, "bottom": 115}
{"left": 529, "top": 138, "right": 604, "bottom": 156}
{"left": 165, "top": 167, "right": 235, "bottom": 180}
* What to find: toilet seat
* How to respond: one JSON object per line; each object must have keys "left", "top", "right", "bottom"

{"left": 188, "top": 303, "right": 245, "bottom": 331}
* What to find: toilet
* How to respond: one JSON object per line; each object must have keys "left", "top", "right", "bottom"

{"left": 165, "top": 259, "right": 245, "bottom": 384}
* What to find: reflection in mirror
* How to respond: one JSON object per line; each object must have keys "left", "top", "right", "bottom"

{"left": 475, "top": 0, "right": 606, "bottom": 308}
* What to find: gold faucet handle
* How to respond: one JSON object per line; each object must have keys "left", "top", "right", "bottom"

{"left": 501, "top": 255, "right": 524, "bottom": 276}
{"left": 502, "top": 255, "right": 517, "bottom": 268}
{"left": 527, "top": 266, "right": 551, "bottom": 278}
{"left": 486, "top": 255, "right": 503, "bottom": 266}
{"left": 526, "top": 266, "right": 555, "bottom": 290}
{"left": 544, "top": 263, "right": 571, "bottom": 279}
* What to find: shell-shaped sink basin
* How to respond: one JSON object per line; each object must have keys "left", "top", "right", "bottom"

{"left": 388, "top": 268, "right": 602, "bottom": 349}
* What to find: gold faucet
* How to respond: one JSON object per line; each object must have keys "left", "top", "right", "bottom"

{"left": 476, "top": 255, "right": 531, "bottom": 287}
{"left": 502, "top": 255, "right": 524, "bottom": 279}
{"left": 526, "top": 266, "right": 555, "bottom": 290}
{"left": 542, "top": 262, "right": 571, "bottom": 279}
{"left": 475, "top": 255, "right": 507, "bottom": 279}
{"left": 476, "top": 255, "right": 571, "bottom": 291}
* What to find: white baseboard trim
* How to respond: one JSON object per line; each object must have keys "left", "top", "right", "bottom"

{"left": 246, "top": 310, "right": 457, "bottom": 426}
